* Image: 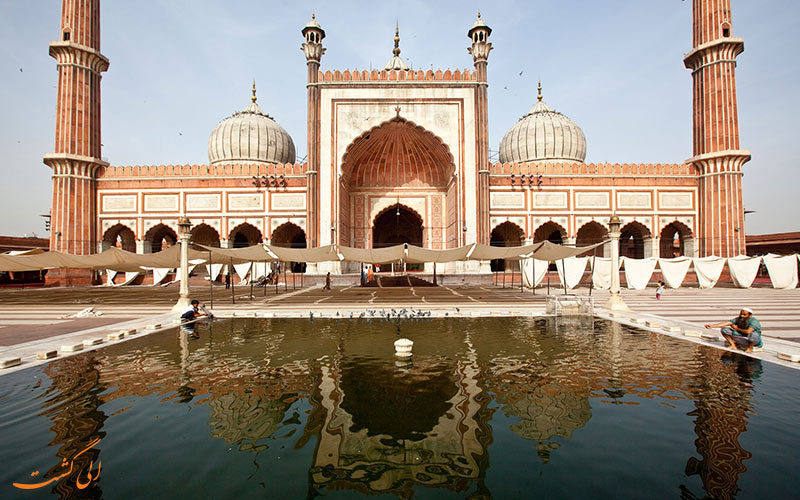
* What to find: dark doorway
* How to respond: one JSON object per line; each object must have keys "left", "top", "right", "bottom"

{"left": 372, "top": 205, "right": 423, "bottom": 248}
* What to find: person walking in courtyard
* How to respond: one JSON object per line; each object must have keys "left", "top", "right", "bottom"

{"left": 323, "top": 272, "right": 332, "bottom": 291}
{"left": 367, "top": 265, "right": 374, "bottom": 283}
{"left": 224, "top": 270, "right": 231, "bottom": 289}
{"left": 704, "top": 308, "right": 763, "bottom": 353}
{"left": 655, "top": 280, "right": 665, "bottom": 300}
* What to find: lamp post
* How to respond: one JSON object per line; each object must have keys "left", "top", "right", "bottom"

{"left": 172, "top": 215, "right": 192, "bottom": 312}
{"left": 606, "top": 213, "right": 628, "bottom": 311}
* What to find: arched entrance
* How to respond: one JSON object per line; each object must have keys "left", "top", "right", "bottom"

{"left": 191, "top": 224, "right": 220, "bottom": 247}
{"left": 145, "top": 224, "right": 177, "bottom": 253}
{"left": 341, "top": 117, "right": 457, "bottom": 250}
{"left": 490, "top": 221, "right": 524, "bottom": 272}
{"left": 576, "top": 221, "right": 608, "bottom": 257}
{"left": 271, "top": 222, "right": 307, "bottom": 273}
{"left": 660, "top": 221, "right": 693, "bottom": 258}
{"left": 534, "top": 221, "right": 566, "bottom": 245}
{"left": 372, "top": 204, "right": 423, "bottom": 248}
{"left": 102, "top": 223, "right": 136, "bottom": 252}
{"left": 620, "top": 221, "right": 650, "bottom": 259}
{"left": 229, "top": 223, "right": 262, "bottom": 248}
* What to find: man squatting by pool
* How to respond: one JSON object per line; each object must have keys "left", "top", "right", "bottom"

{"left": 181, "top": 300, "right": 208, "bottom": 322}
{"left": 704, "top": 308, "right": 763, "bottom": 354}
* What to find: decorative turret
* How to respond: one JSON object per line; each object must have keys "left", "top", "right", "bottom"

{"left": 384, "top": 23, "right": 410, "bottom": 71}
{"left": 301, "top": 13, "right": 325, "bottom": 64}
{"left": 467, "top": 11, "right": 492, "bottom": 70}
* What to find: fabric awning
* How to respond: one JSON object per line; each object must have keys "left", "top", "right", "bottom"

{"left": 338, "top": 245, "right": 405, "bottom": 264}
{"left": 194, "top": 244, "right": 276, "bottom": 264}
{"left": 266, "top": 245, "right": 341, "bottom": 263}
{"left": 404, "top": 244, "right": 474, "bottom": 264}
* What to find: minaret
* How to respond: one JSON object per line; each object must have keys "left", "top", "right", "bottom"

{"left": 44, "top": 0, "right": 109, "bottom": 252}
{"left": 43, "top": 0, "right": 109, "bottom": 284}
{"left": 301, "top": 14, "right": 325, "bottom": 249}
{"left": 684, "top": 0, "right": 750, "bottom": 257}
{"left": 468, "top": 12, "right": 492, "bottom": 245}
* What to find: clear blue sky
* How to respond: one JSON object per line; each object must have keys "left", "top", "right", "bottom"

{"left": 0, "top": 0, "right": 797, "bottom": 237}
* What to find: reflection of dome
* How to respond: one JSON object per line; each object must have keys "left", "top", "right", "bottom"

{"left": 499, "top": 83, "right": 586, "bottom": 163}
{"left": 207, "top": 85, "right": 296, "bottom": 165}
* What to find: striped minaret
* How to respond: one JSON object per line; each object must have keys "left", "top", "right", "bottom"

{"left": 684, "top": 0, "right": 750, "bottom": 257}
{"left": 301, "top": 14, "right": 325, "bottom": 249}
{"left": 468, "top": 13, "right": 492, "bottom": 246}
{"left": 44, "top": 0, "right": 109, "bottom": 261}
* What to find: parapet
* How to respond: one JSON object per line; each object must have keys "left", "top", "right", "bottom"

{"left": 318, "top": 69, "right": 476, "bottom": 83}
{"left": 98, "top": 162, "right": 308, "bottom": 179}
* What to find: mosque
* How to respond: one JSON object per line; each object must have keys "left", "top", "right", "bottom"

{"left": 44, "top": 0, "right": 750, "bottom": 284}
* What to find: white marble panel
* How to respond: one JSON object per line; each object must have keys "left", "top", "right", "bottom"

{"left": 490, "top": 192, "right": 525, "bottom": 209}
{"left": 575, "top": 192, "right": 609, "bottom": 209}
{"left": 144, "top": 194, "right": 179, "bottom": 212}
{"left": 186, "top": 194, "right": 220, "bottom": 211}
{"left": 617, "top": 192, "right": 651, "bottom": 209}
{"left": 102, "top": 195, "right": 136, "bottom": 212}
{"left": 658, "top": 192, "right": 693, "bottom": 209}
{"left": 228, "top": 193, "right": 264, "bottom": 211}
{"left": 532, "top": 192, "right": 568, "bottom": 209}
{"left": 271, "top": 193, "right": 306, "bottom": 210}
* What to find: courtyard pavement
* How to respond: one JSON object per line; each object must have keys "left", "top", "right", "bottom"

{"left": 0, "top": 281, "right": 798, "bottom": 374}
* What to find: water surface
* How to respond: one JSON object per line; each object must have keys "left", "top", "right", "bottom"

{"left": 1, "top": 317, "right": 798, "bottom": 499}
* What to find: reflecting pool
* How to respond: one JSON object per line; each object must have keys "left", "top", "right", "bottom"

{"left": 1, "top": 317, "right": 799, "bottom": 499}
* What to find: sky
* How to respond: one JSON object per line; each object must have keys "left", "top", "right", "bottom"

{"left": 0, "top": 0, "right": 797, "bottom": 238}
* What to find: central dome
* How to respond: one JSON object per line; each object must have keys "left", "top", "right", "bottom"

{"left": 499, "top": 86, "right": 586, "bottom": 164}
{"left": 208, "top": 87, "right": 296, "bottom": 165}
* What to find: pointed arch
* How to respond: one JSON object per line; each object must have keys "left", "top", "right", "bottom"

{"left": 102, "top": 223, "right": 136, "bottom": 252}
{"left": 144, "top": 223, "right": 177, "bottom": 253}
{"left": 191, "top": 223, "right": 221, "bottom": 247}
{"left": 342, "top": 117, "right": 456, "bottom": 188}
{"left": 576, "top": 221, "right": 609, "bottom": 257}
{"left": 490, "top": 221, "right": 525, "bottom": 271}
{"left": 229, "top": 223, "right": 262, "bottom": 248}
{"left": 271, "top": 222, "right": 306, "bottom": 272}
{"left": 372, "top": 204, "right": 423, "bottom": 248}
{"left": 660, "top": 220, "right": 694, "bottom": 258}
{"left": 620, "top": 221, "right": 651, "bottom": 259}
{"left": 533, "top": 221, "right": 567, "bottom": 244}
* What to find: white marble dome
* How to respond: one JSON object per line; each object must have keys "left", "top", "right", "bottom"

{"left": 499, "top": 95, "right": 586, "bottom": 164}
{"left": 208, "top": 95, "right": 296, "bottom": 165}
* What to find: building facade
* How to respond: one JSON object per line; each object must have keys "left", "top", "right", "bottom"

{"left": 45, "top": 1, "right": 750, "bottom": 283}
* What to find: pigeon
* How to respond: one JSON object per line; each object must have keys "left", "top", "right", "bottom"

{"left": 359, "top": 312, "right": 365, "bottom": 319}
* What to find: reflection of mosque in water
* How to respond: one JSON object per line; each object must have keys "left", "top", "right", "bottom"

{"left": 37, "top": 318, "right": 763, "bottom": 497}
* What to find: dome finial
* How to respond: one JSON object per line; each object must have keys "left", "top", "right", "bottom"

{"left": 478, "top": 10, "right": 481, "bottom": 18}
{"left": 537, "top": 79, "right": 542, "bottom": 102}
{"left": 393, "top": 22, "right": 401, "bottom": 57}
{"left": 251, "top": 80, "right": 257, "bottom": 103}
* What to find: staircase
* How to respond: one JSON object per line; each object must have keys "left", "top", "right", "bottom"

{"left": 364, "top": 275, "right": 437, "bottom": 287}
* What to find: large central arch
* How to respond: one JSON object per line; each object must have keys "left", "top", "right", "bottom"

{"left": 339, "top": 117, "right": 458, "bottom": 251}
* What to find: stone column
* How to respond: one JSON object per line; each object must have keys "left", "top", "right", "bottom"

{"left": 606, "top": 214, "right": 628, "bottom": 311}
{"left": 172, "top": 216, "right": 192, "bottom": 312}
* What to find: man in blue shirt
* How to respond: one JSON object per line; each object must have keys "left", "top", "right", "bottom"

{"left": 180, "top": 300, "right": 207, "bottom": 321}
{"left": 705, "top": 307, "right": 763, "bottom": 353}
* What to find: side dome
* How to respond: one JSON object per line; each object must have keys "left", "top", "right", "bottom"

{"left": 208, "top": 88, "right": 296, "bottom": 165}
{"left": 499, "top": 87, "right": 586, "bottom": 163}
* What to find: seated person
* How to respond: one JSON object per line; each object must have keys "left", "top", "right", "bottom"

{"left": 704, "top": 307, "right": 763, "bottom": 353}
